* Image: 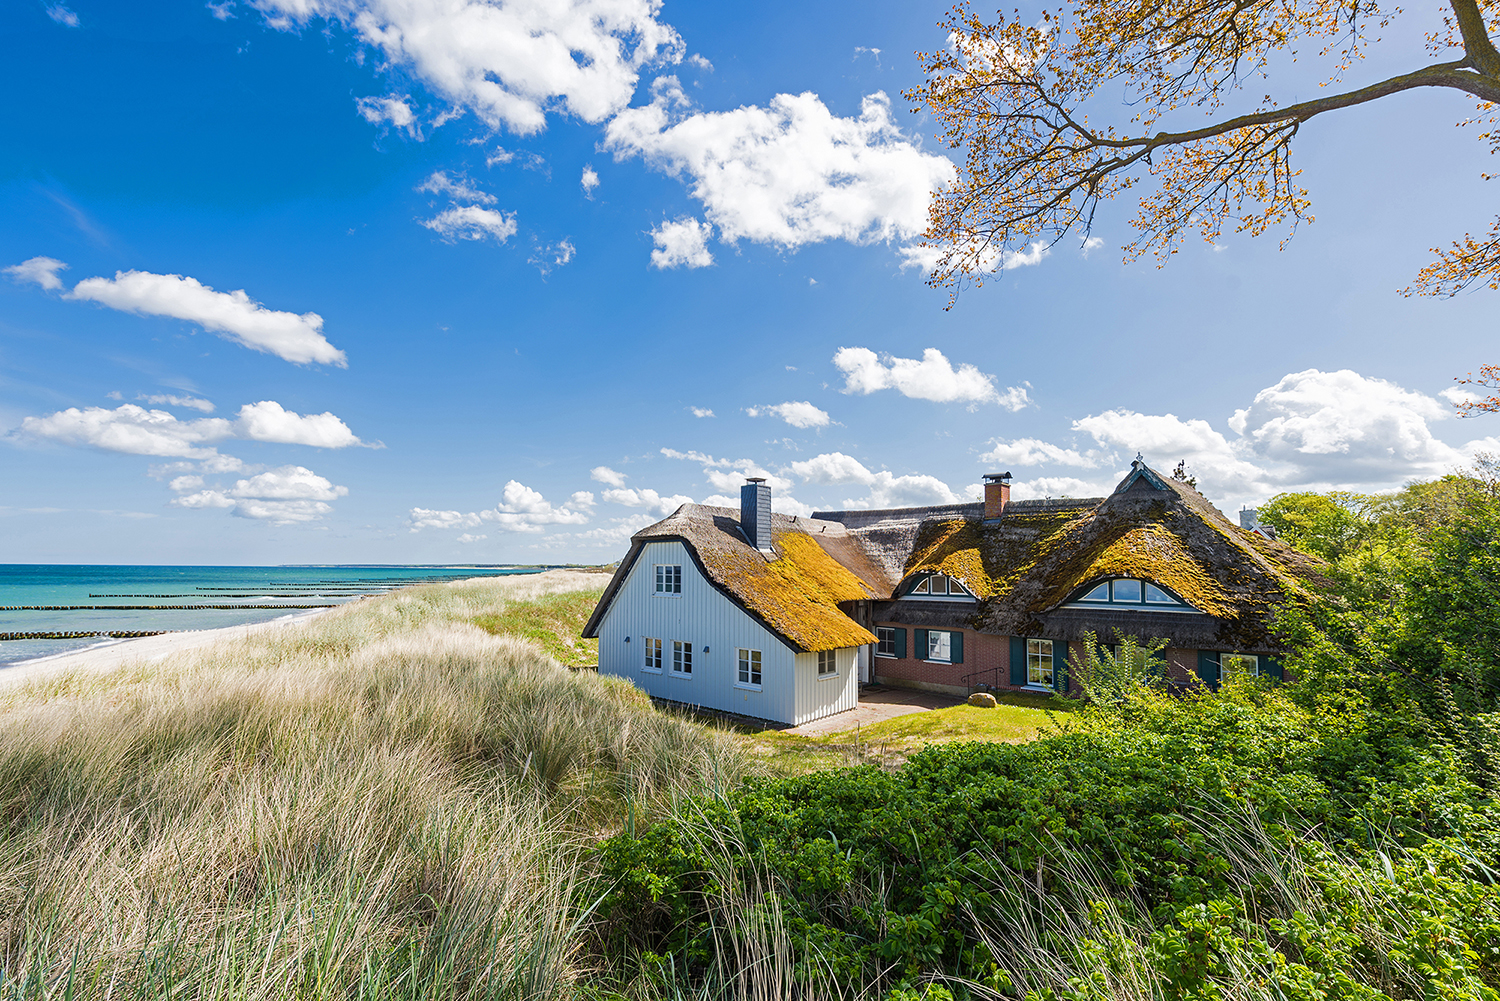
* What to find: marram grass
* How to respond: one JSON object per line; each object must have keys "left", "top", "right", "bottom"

{"left": 0, "top": 575, "right": 743, "bottom": 1000}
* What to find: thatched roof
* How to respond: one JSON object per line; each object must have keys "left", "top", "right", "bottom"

{"left": 586, "top": 463, "right": 1327, "bottom": 656}
{"left": 581, "top": 504, "right": 889, "bottom": 653}
{"left": 820, "top": 463, "right": 1328, "bottom": 651}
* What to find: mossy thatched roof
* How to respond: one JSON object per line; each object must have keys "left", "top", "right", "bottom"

{"left": 581, "top": 505, "right": 887, "bottom": 653}
{"left": 891, "top": 469, "right": 1327, "bottom": 649}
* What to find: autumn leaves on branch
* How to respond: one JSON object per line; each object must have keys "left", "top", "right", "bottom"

{"left": 906, "top": 0, "right": 1500, "bottom": 299}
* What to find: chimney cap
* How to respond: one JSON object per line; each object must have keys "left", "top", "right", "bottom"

{"left": 982, "top": 472, "right": 1013, "bottom": 483}
{"left": 745, "top": 476, "right": 767, "bottom": 484}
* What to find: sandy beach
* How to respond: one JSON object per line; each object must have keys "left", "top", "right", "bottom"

{"left": 0, "top": 569, "right": 609, "bottom": 690}
{"left": 0, "top": 606, "right": 338, "bottom": 689}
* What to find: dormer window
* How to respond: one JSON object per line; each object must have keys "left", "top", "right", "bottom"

{"left": 906, "top": 573, "right": 976, "bottom": 600}
{"left": 1071, "top": 577, "right": 1194, "bottom": 610}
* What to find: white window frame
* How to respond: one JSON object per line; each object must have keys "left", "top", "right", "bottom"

{"left": 875, "top": 626, "right": 897, "bottom": 658}
{"left": 736, "top": 647, "right": 762, "bottom": 689}
{"left": 816, "top": 649, "right": 838, "bottom": 678}
{"left": 653, "top": 564, "right": 682, "bottom": 596}
{"left": 1027, "top": 638, "right": 1054, "bottom": 689}
{"left": 671, "top": 640, "right": 693, "bottom": 676}
{"left": 642, "top": 636, "right": 663, "bottom": 673}
{"left": 925, "top": 629, "right": 954, "bottom": 663}
{"left": 906, "top": 574, "right": 975, "bottom": 600}
{"left": 1221, "top": 653, "right": 1259, "bottom": 677}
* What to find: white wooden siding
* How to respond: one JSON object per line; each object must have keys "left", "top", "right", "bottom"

{"left": 791, "top": 646, "right": 859, "bottom": 725}
{"left": 596, "top": 540, "right": 809, "bottom": 723}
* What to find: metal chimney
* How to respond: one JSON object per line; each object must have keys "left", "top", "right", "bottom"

{"left": 741, "top": 477, "right": 773, "bottom": 553}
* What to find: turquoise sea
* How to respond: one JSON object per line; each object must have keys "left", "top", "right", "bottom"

{"left": 0, "top": 564, "right": 545, "bottom": 669}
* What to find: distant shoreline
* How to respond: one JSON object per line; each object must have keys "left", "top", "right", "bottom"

{"left": 0, "top": 606, "right": 338, "bottom": 689}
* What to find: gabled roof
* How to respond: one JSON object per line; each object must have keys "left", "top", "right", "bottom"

{"left": 816, "top": 463, "right": 1328, "bottom": 650}
{"left": 581, "top": 504, "right": 888, "bottom": 652}
{"left": 586, "top": 463, "right": 1328, "bottom": 657}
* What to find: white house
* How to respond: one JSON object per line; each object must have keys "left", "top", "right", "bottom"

{"left": 584, "top": 464, "right": 1321, "bottom": 726}
{"left": 582, "top": 479, "right": 874, "bottom": 726}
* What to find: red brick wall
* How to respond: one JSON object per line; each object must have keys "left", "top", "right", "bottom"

{"left": 871, "top": 624, "right": 1080, "bottom": 695}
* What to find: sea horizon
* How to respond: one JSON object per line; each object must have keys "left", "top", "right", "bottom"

{"left": 0, "top": 563, "right": 570, "bottom": 668}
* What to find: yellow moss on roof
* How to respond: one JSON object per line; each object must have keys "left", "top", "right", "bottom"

{"left": 904, "top": 519, "right": 996, "bottom": 598}
{"left": 1050, "top": 523, "right": 1235, "bottom": 617}
{"left": 693, "top": 528, "right": 877, "bottom": 653}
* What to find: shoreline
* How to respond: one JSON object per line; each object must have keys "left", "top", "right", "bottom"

{"left": 0, "top": 606, "right": 338, "bottom": 688}
{"left": 0, "top": 569, "right": 610, "bottom": 690}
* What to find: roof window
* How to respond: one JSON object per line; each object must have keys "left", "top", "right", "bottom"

{"left": 1071, "top": 577, "right": 1192, "bottom": 609}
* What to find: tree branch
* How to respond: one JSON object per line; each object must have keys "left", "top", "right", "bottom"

{"left": 1096, "top": 60, "right": 1497, "bottom": 153}
{"left": 1449, "top": 0, "right": 1500, "bottom": 77}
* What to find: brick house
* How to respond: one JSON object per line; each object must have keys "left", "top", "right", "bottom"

{"left": 582, "top": 461, "right": 1323, "bottom": 725}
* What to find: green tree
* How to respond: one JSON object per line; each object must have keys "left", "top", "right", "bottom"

{"left": 1257, "top": 491, "right": 1376, "bottom": 561}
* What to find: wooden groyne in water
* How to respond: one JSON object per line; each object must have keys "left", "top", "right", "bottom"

{"left": 0, "top": 604, "right": 337, "bottom": 611}
{"left": 0, "top": 630, "right": 172, "bottom": 641}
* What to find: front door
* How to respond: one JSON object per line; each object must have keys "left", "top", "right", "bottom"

{"left": 857, "top": 644, "right": 871, "bottom": 683}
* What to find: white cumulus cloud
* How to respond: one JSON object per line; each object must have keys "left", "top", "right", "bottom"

{"left": 590, "top": 465, "right": 628, "bottom": 487}
{"left": 409, "top": 481, "right": 593, "bottom": 534}
{"left": 421, "top": 205, "right": 518, "bottom": 243}
{"left": 20, "top": 405, "right": 232, "bottom": 459}
{"left": 67, "top": 270, "right": 347, "bottom": 367}
{"left": 746, "top": 401, "right": 831, "bottom": 429}
{"left": 650, "top": 217, "right": 714, "bottom": 269}
{"left": 980, "top": 437, "right": 1100, "bottom": 468}
{"left": 234, "top": 400, "right": 364, "bottom": 448}
{"left": 605, "top": 81, "right": 955, "bottom": 256}
{"left": 833, "top": 346, "right": 1029, "bottom": 409}
{"left": 786, "top": 451, "right": 965, "bottom": 509}
{"left": 581, "top": 164, "right": 600, "bottom": 195}
{"left": 173, "top": 465, "right": 349, "bottom": 524}
{"left": 601, "top": 486, "right": 694, "bottom": 515}
{"left": 356, "top": 95, "right": 417, "bottom": 134}
{"left": 5, "top": 256, "right": 69, "bottom": 290}
{"left": 17, "top": 401, "right": 366, "bottom": 458}
{"left": 252, "top": 0, "right": 686, "bottom": 134}
{"left": 689, "top": 406, "right": 714, "bottom": 418}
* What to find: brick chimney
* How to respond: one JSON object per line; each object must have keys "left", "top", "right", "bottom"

{"left": 983, "top": 472, "right": 1012, "bottom": 522}
{"left": 741, "top": 477, "right": 774, "bottom": 552}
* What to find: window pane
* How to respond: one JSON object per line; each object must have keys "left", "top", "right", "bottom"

{"left": 1144, "top": 583, "right": 1176, "bottom": 604}
{"left": 930, "top": 576, "right": 948, "bottom": 595}
{"left": 928, "top": 630, "right": 951, "bottom": 661}
{"left": 1027, "top": 639, "right": 1053, "bottom": 686}
{"left": 1112, "top": 579, "right": 1143, "bottom": 603}
{"left": 1081, "top": 582, "right": 1109, "bottom": 601}
{"left": 912, "top": 578, "right": 929, "bottom": 594}
{"left": 1222, "top": 653, "right": 1258, "bottom": 676}
{"left": 876, "top": 627, "right": 895, "bottom": 656}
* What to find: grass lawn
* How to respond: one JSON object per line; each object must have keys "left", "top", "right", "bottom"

{"left": 744, "top": 692, "right": 1072, "bottom": 774}
{"left": 471, "top": 586, "right": 605, "bottom": 665}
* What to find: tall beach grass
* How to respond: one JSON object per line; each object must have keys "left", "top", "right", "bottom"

{"left": 0, "top": 574, "right": 743, "bottom": 1000}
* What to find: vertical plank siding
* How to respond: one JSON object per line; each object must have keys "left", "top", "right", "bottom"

{"left": 598, "top": 540, "right": 825, "bottom": 724}
{"left": 791, "top": 647, "right": 859, "bottom": 725}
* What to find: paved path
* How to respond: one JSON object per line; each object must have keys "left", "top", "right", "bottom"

{"left": 786, "top": 685, "right": 963, "bottom": 737}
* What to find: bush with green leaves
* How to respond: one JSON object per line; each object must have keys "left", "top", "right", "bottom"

{"left": 593, "top": 680, "right": 1500, "bottom": 998}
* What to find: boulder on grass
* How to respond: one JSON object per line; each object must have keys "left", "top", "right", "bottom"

{"left": 967, "top": 692, "right": 998, "bottom": 708}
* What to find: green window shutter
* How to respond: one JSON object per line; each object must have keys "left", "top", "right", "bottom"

{"left": 951, "top": 631, "right": 964, "bottom": 665}
{"left": 1197, "top": 650, "right": 1221, "bottom": 691}
{"left": 1265, "top": 656, "right": 1284, "bottom": 683}
{"left": 1010, "top": 636, "right": 1026, "bottom": 686}
{"left": 1053, "top": 641, "right": 1068, "bottom": 693}
{"left": 894, "top": 628, "right": 907, "bottom": 659}
{"left": 914, "top": 629, "right": 929, "bottom": 661}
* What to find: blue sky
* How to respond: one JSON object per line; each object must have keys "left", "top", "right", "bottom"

{"left": 2, "top": 0, "right": 1497, "bottom": 565}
